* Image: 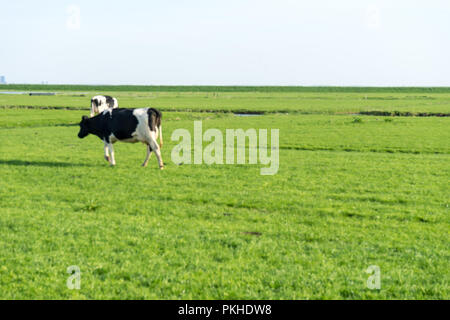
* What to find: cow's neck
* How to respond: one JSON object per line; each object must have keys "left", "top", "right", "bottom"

{"left": 88, "top": 117, "right": 106, "bottom": 139}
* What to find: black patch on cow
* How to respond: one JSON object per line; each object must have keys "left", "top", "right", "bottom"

{"left": 109, "top": 109, "right": 138, "bottom": 140}
{"left": 147, "top": 108, "right": 162, "bottom": 132}
{"left": 78, "top": 109, "right": 138, "bottom": 142}
{"left": 91, "top": 98, "right": 99, "bottom": 108}
{"left": 104, "top": 95, "right": 115, "bottom": 108}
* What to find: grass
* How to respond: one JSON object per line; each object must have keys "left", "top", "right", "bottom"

{"left": 0, "top": 88, "right": 449, "bottom": 299}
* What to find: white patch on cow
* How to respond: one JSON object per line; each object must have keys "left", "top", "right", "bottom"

{"left": 132, "top": 109, "right": 151, "bottom": 142}
{"left": 132, "top": 108, "right": 161, "bottom": 143}
{"left": 132, "top": 108, "right": 164, "bottom": 168}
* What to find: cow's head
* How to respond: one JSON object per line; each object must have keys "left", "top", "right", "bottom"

{"left": 78, "top": 115, "right": 90, "bottom": 138}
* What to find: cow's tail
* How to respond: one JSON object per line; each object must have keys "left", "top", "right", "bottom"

{"left": 159, "top": 122, "right": 163, "bottom": 149}
{"left": 148, "top": 108, "right": 163, "bottom": 148}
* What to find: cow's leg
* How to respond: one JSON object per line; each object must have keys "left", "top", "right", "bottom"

{"left": 108, "top": 143, "right": 116, "bottom": 166}
{"left": 103, "top": 142, "right": 110, "bottom": 162}
{"left": 142, "top": 144, "right": 152, "bottom": 167}
{"left": 148, "top": 137, "right": 164, "bottom": 169}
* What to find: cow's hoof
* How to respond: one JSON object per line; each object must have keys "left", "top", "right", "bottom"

{"left": 159, "top": 166, "right": 164, "bottom": 170}
{"left": 104, "top": 156, "right": 110, "bottom": 162}
{"left": 142, "top": 163, "right": 148, "bottom": 167}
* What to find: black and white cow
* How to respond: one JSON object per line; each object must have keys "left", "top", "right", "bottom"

{"left": 90, "top": 95, "right": 119, "bottom": 117}
{"left": 78, "top": 108, "right": 164, "bottom": 169}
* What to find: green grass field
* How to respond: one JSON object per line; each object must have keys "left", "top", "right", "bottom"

{"left": 0, "top": 87, "right": 448, "bottom": 299}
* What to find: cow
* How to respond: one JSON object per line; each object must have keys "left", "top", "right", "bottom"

{"left": 90, "top": 95, "right": 119, "bottom": 117}
{"left": 78, "top": 108, "right": 164, "bottom": 169}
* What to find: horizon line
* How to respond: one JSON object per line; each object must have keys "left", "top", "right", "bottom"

{"left": 1, "top": 83, "right": 450, "bottom": 88}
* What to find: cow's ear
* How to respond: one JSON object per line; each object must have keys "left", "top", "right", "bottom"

{"left": 82, "top": 115, "right": 88, "bottom": 121}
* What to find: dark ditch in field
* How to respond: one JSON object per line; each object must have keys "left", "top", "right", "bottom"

{"left": 281, "top": 145, "right": 448, "bottom": 155}
{"left": 0, "top": 105, "right": 278, "bottom": 115}
{"left": 1, "top": 105, "right": 449, "bottom": 117}
{"left": 28, "top": 92, "right": 56, "bottom": 96}
{"left": 234, "top": 112, "right": 264, "bottom": 116}
{"left": 0, "top": 92, "right": 56, "bottom": 95}
{"left": 0, "top": 122, "right": 78, "bottom": 130}
{"left": 0, "top": 105, "right": 90, "bottom": 111}
{"left": 357, "top": 110, "right": 450, "bottom": 117}
{"left": 158, "top": 108, "right": 276, "bottom": 115}
{"left": 0, "top": 159, "right": 94, "bottom": 167}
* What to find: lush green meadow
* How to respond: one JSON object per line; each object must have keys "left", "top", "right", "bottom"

{"left": 0, "top": 87, "right": 448, "bottom": 299}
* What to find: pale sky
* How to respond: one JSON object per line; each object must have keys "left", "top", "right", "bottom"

{"left": 0, "top": 0, "right": 449, "bottom": 86}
